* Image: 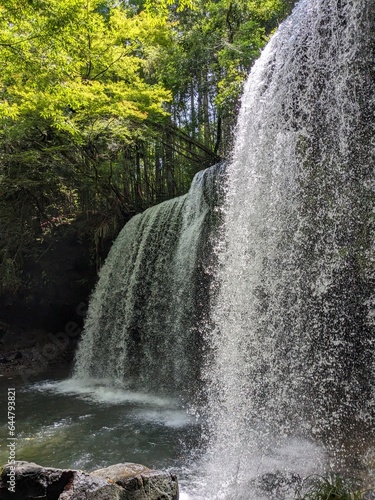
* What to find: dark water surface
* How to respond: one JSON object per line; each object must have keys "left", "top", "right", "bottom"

{"left": 0, "top": 370, "right": 199, "bottom": 476}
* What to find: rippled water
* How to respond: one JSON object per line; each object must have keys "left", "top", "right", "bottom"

{"left": 0, "top": 372, "right": 199, "bottom": 480}
{"left": 0, "top": 372, "right": 373, "bottom": 499}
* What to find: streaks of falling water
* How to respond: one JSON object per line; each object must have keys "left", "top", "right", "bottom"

{"left": 73, "top": 163, "right": 225, "bottom": 399}
{"left": 201, "top": 0, "right": 374, "bottom": 497}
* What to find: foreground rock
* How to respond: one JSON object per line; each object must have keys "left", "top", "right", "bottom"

{"left": 0, "top": 461, "right": 178, "bottom": 500}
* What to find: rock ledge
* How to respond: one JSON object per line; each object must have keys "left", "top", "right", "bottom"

{"left": 0, "top": 461, "right": 178, "bottom": 500}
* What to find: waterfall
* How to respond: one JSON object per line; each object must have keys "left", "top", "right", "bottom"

{"left": 73, "top": 163, "right": 224, "bottom": 398}
{"left": 72, "top": 0, "right": 373, "bottom": 496}
{"left": 200, "top": 0, "right": 374, "bottom": 497}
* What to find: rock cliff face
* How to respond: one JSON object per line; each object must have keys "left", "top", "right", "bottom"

{"left": 0, "top": 461, "right": 178, "bottom": 500}
{"left": 0, "top": 216, "right": 110, "bottom": 334}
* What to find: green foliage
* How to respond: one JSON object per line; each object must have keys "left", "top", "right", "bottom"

{"left": 143, "top": 0, "right": 198, "bottom": 15}
{"left": 295, "top": 474, "right": 369, "bottom": 500}
{"left": 0, "top": 0, "right": 172, "bottom": 135}
{"left": 152, "top": 0, "right": 294, "bottom": 154}
{"left": 0, "top": 0, "right": 294, "bottom": 293}
{"left": 0, "top": 0, "right": 173, "bottom": 290}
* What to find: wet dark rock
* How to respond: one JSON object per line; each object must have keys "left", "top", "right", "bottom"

{"left": 0, "top": 462, "right": 75, "bottom": 500}
{"left": 0, "top": 461, "right": 179, "bottom": 500}
{"left": 0, "top": 327, "right": 78, "bottom": 380}
{"left": 0, "top": 214, "right": 125, "bottom": 335}
{"left": 5, "top": 351, "right": 23, "bottom": 362}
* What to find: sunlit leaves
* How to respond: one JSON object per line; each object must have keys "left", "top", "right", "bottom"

{"left": 0, "top": 0, "right": 172, "bottom": 141}
{"left": 143, "top": 0, "right": 198, "bottom": 16}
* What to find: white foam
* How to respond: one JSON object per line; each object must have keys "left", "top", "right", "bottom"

{"left": 179, "top": 492, "right": 194, "bottom": 500}
{"left": 135, "top": 409, "right": 196, "bottom": 428}
{"left": 32, "top": 378, "right": 178, "bottom": 408}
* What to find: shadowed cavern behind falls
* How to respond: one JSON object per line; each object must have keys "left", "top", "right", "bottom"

{"left": 73, "top": 0, "right": 374, "bottom": 497}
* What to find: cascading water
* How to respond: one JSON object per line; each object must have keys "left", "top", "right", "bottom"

{"left": 73, "top": 163, "right": 224, "bottom": 398}
{"left": 71, "top": 0, "right": 374, "bottom": 497}
{"left": 198, "top": 0, "right": 374, "bottom": 497}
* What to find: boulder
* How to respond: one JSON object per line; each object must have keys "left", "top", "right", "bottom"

{"left": 92, "top": 463, "right": 179, "bottom": 500}
{"left": 57, "top": 470, "right": 124, "bottom": 500}
{"left": 5, "top": 351, "right": 23, "bottom": 362}
{"left": 0, "top": 461, "right": 76, "bottom": 499}
{"left": 0, "top": 461, "right": 178, "bottom": 500}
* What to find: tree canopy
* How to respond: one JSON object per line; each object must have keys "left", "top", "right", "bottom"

{"left": 0, "top": 0, "right": 294, "bottom": 292}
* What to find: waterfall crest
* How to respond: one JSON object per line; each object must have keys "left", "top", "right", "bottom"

{"left": 201, "top": 0, "right": 374, "bottom": 496}
{"left": 73, "top": 163, "right": 224, "bottom": 397}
